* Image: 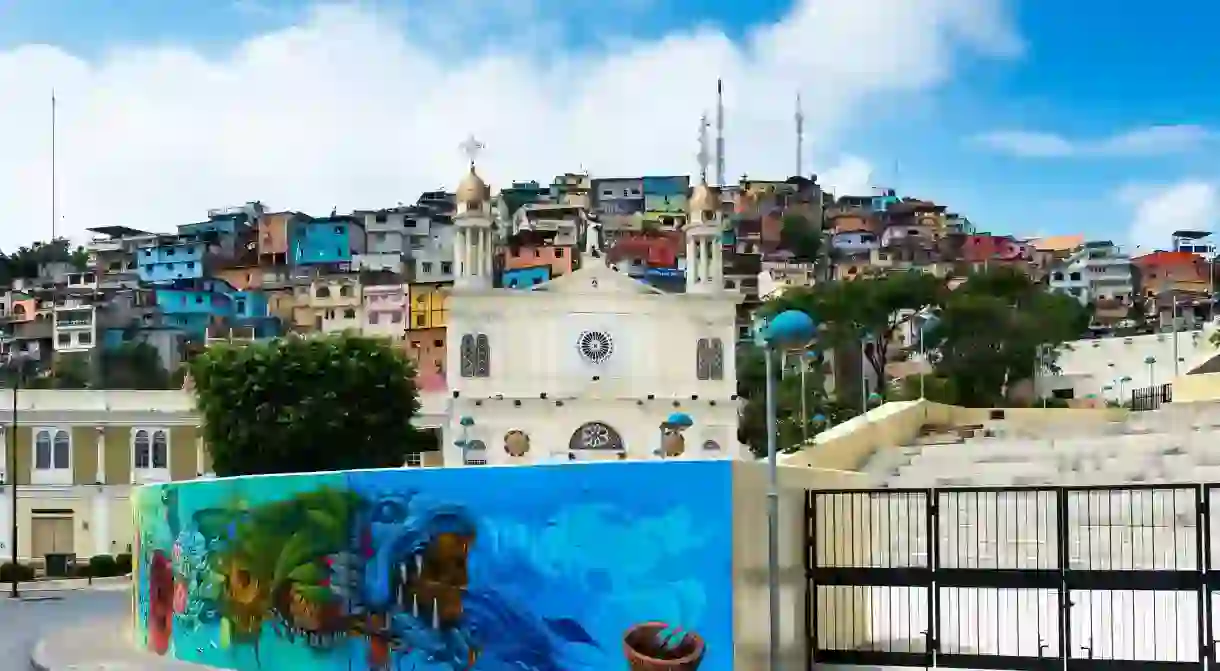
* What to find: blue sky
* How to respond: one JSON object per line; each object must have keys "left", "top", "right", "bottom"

{"left": 0, "top": 0, "right": 1216, "bottom": 250}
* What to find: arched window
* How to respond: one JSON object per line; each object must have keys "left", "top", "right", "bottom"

{"left": 474, "top": 334, "right": 491, "bottom": 377}
{"left": 152, "top": 430, "right": 168, "bottom": 469}
{"left": 134, "top": 430, "right": 151, "bottom": 469}
{"left": 568, "top": 422, "right": 624, "bottom": 451}
{"left": 52, "top": 430, "right": 70, "bottom": 468}
{"left": 695, "top": 338, "right": 711, "bottom": 380}
{"left": 35, "top": 430, "right": 52, "bottom": 470}
{"left": 459, "top": 334, "right": 475, "bottom": 378}
{"left": 708, "top": 338, "right": 725, "bottom": 380}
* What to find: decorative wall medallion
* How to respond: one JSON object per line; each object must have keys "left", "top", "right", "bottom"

{"left": 504, "top": 430, "right": 530, "bottom": 457}
{"left": 569, "top": 422, "right": 623, "bottom": 450}
{"left": 576, "top": 330, "right": 615, "bottom": 364}
{"left": 659, "top": 429, "right": 686, "bottom": 457}
{"left": 702, "top": 440, "right": 722, "bottom": 452}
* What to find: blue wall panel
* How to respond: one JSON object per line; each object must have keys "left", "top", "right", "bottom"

{"left": 133, "top": 461, "right": 734, "bottom": 671}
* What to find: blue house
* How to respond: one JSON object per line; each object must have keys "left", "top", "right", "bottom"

{"left": 154, "top": 279, "right": 238, "bottom": 339}
{"left": 178, "top": 213, "right": 253, "bottom": 259}
{"left": 136, "top": 237, "right": 207, "bottom": 284}
{"left": 502, "top": 266, "right": 552, "bottom": 289}
{"left": 290, "top": 215, "right": 364, "bottom": 266}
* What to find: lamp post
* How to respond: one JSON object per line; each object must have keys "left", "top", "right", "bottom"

{"left": 1118, "top": 375, "right": 1133, "bottom": 406}
{"left": 4, "top": 352, "right": 32, "bottom": 599}
{"left": 800, "top": 350, "right": 819, "bottom": 441}
{"left": 1144, "top": 356, "right": 1157, "bottom": 388}
{"left": 761, "top": 309, "right": 816, "bottom": 671}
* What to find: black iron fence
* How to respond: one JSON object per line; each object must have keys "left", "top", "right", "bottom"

{"left": 1130, "top": 383, "right": 1173, "bottom": 411}
{"left": 806, "top": 485, "right": 1220, "bottom": 671}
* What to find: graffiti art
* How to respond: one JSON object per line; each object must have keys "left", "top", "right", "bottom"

{"left": 132, "top": 461, "right": 732, "bottom": 670}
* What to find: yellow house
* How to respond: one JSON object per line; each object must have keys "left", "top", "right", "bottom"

{"left": 292, "top": 277, "right": 363, "bottom": 333}
{"left": 408, "top": 283, "right": 449, "bottom": 330}
{"left": 0, "top": 388, "right": 446, "bottom": 563}
{"left": 0, "top": 389, "right": 209, "bottom": 562}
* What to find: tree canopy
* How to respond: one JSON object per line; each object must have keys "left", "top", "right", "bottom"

{"left": 0, "top": 238, "right": 89, "bottom": 284}
{"left": 188, "top": 333, "right": 428, "bottom": 476}
{"left": 760, "top": 266, "right": 1090, "bottom": 412}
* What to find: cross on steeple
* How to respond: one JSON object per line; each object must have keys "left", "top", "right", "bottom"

{"left": 459, "top": 135, "right": 485, "bottom": 167}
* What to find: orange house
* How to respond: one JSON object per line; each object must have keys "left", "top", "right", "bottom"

{"left": 214, "top": 267, "right": 262, "bottom": 291}
{"left": 258, "top": 212, "right": 301, "bottom": 265}
{"left": 502, "top": 246, "right": 575, "bottom": 277}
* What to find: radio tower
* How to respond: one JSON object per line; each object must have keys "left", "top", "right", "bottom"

{"left": 715, "top": 79, "right": 725, "bottom": 186}
{"left": 697, "top": 113, "right": 711, "bottom": 183}
{"left": 795, "top": 92, "right": 804, "bottom": 178}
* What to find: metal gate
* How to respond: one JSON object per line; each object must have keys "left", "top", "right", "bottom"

{"left": 806, "top": 485, "right": 1219, "bottom": 671}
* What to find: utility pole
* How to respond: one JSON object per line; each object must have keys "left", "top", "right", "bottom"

{"left": 51, "top": 90, "right": 57, "bottom": 241}
{"left": 795, "top": 92, "right": 804, "bottom": 178}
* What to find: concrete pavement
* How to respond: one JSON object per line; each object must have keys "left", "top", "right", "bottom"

{"left": 0, "top": 589, "right": 127, "bottom": 671}
{"left": 28, "top": 613, "right": 211, "bottom": 671}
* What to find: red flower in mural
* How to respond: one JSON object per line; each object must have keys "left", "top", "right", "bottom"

{"left": 173, "top": 581, "right": 188, "bottom": 614}
{"left": 148, "top": 550, "right": 174, "bottom": 655}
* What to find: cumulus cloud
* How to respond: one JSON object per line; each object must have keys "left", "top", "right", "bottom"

{"left": 1120, "top": 180, "right": 1220, "bottom": 252}
{"left": 0, "top": 0, "right": 1019, "bottom": 250}
{"left": 974, "top": 125, "right": 1214, "bottom": 158}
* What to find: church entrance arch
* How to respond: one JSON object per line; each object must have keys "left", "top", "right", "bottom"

{"left": 568, "top": 422, "right": 625, "bottom": 461}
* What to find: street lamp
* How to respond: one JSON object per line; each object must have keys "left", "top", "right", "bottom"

{"left": 1144, "top": 356, "right": 1157, "bottom": 388}
{"left": 800, "top": 350, "right": 819, "bottom": 441}
{"left": 1118, "top": 375, "right": 1133, "bottom": 405}
{"left": 4, "top": 352, "right": 33, "bottom": 599}
{"left": 760, "top": 309, "right": 815, "bottom": 671}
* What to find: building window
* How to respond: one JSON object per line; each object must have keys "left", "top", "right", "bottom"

{"left": 415, "top": 314, "right": 426, "bottom": 328}
{"left": 79, "top": 332, "right": 92, "bottom": 345}
{"left": 441, "top": 262, "right": 452, "bottom": 274}
{"left": 696, "top": 338, "right": 711, "bottom": 380}
{"left": 339, "top": 285, "right": 352, "bottom": 297}
{"left": 57, "top": 333, "right": 70, "bottom": 346}
{"left": 33, "top": 428, "right": 71, "bottom": 484}
{"left": 316, "top": 287, "right": 331, "bottom": 298}
{"left": 707, "top": 338, "right": 724, "bottom": 379}
{"left": 405, "top": 452, "right": 422, "bottom": 467}
{"left": 463, "top": 439, "right": 488, "bottom": 465}
{"left": 474, "top": 334, "right": 491, "bottom": 377}
{"left": 423, "top": 262, "right": 433, "bottom": 273}
{"left": 343, "top": 308, "right": 356, "bottom": 319}
{"left": 391, "top": 312, "right": 403, "bottom": 324}
{"left": 133, "top": 429, "right": 169, "bottom": 470}
{"left": 459, "top": 334, "right": 475, "bottom": 377}
{"left": 369, "top": 312, "right": 380, "bottom": 325}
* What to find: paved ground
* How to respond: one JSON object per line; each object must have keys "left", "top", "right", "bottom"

{"left": 0, "top": 584, "right": 127, "bottom": 671}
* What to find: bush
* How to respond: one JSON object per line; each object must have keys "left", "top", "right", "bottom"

{"left": 0, "top": 562, "right": 36, "bottom": 583}
{"left": 115, "top": 553, "right": 132, "bottom": 575}
{"left": 88, "top": 554, "right": 119, "bottom": 577}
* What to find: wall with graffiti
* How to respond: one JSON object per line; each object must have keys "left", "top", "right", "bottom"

{"left": 132, "top": 461, "right": 734, "bottom": 671}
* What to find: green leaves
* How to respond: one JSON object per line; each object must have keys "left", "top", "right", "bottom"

{"left": 189, "top": 333, "right": 427, "bottom": 476}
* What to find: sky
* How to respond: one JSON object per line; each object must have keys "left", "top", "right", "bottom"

{"left": 0, "top": 0, "right": 1217, "bottom": 254}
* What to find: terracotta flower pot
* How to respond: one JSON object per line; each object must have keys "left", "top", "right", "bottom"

{"left": 623, "top": 622, "right": 706, "bottom": 671}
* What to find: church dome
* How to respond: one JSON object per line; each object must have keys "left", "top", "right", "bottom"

{"left": 456, "top": 165, "right": 489, "bottom": 207}
{"left": 689, "top": 182, "right": 717, "bottom": 213}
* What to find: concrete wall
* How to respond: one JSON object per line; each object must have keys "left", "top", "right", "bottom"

{"left": 133, "top": 462, "right": 741, "bottom": 670}
{"left": 1172, "top": 371, "right": 1220, "bottom": 402}
{"left": 780, "top": 399, "right": 1127, "bottom": 471}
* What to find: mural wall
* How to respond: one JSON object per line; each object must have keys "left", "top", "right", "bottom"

{"left": 132, "top": 461, "right": 734, "bottom": 671}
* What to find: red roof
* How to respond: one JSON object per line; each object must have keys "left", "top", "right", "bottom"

{"left": 961, "top": 235, "right": 1027, "bottom": 262}
{"left": 1133, "top": 251, "right": 1202, "bottom": 267}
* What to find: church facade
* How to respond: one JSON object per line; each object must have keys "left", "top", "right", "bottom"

{"left": 437, "top": 159, "right": 745, "bottom": 465}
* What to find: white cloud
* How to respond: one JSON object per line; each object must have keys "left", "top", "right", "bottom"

{"left": 818, "top": 155, "right": 874, "bottom": 197}
{"left": 975, "top": 125, "right": 1214, "bottom": 158}
{"left": 0, "top": 0, "right": 1019, "bottom": 250}
{"left": 1120, "top": 180, "right": 1220, "bottom": 252}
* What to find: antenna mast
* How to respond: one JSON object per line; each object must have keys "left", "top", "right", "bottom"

{"left": 795, "top": 92, "right": 804, "bottom": 178}
{"left": 697, "top": 113, "right": 711, "bottom": 184}
{"left": 715, "top": 79, "right": 725, "bottom": 186}
{"left": 51, "top": 90, "right": 57, "bottom": 241}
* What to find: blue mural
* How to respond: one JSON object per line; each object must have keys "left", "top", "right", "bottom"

{"left": 133, "top": 461, "right": 733, "bottom": 671}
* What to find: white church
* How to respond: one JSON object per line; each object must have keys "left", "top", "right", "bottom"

{"left": 437, "top": 156, "right": 746, "bottom": 466}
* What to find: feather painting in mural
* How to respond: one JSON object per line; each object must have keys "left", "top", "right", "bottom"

{"left": 132, "top": 461, "right": 734, "bottom": 671}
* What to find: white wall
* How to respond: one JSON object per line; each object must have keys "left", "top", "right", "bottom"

{"left": 1049, "top": 328, "right": 1219, "bottom": 401}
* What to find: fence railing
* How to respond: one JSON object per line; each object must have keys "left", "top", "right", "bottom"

{"left": 1130, "top": 383, "right": 1172, "bottom": 411}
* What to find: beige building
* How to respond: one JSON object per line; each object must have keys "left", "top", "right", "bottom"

{"left": 0, "top": 388, "right": 450, "bottom": 563}
{"left": 292, "top": 276, "right": 363, "bottom": 333}
{"left": 0, "top": 390, "right": 207, "bottom": 562}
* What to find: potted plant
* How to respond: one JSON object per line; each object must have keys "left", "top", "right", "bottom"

{"left": 623, "top": 622, "right": 705, "bottom": 670}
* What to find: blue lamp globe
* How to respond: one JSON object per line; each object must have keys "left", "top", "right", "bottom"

{"left": 459, "top": 416, "right": 475, "bottom": 427}
{"left": 664, "top": 412, "right": 694, "bottom": 428}
{"left": 867, "top": 392, "right": 883, "bottom": 406}
{"left": 763, "top": 310, "right": 816, "bottom": 348}
{"left": 811, "top": 413, "right": 827, "bottom": 424}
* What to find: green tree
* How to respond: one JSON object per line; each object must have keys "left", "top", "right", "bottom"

{"left": 736, "top": 346, "right": 855, "bottom": 457}
{"left": 101, "top": 342, "right": 172, "bottom": 389}
{"left": 767, "top": 270, "right": 945, "bottom": 403}
{"left": 188, "top": 333, "right": 427, "bottom": 476}
{"left": 28, "top": 353, "right": 91, "bottom": 389}
{"left": 927, "top": 267, "right": 1089, "bottom": 406}
{"left": 779, "top": 214, "right": 822, "bottom": 262}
